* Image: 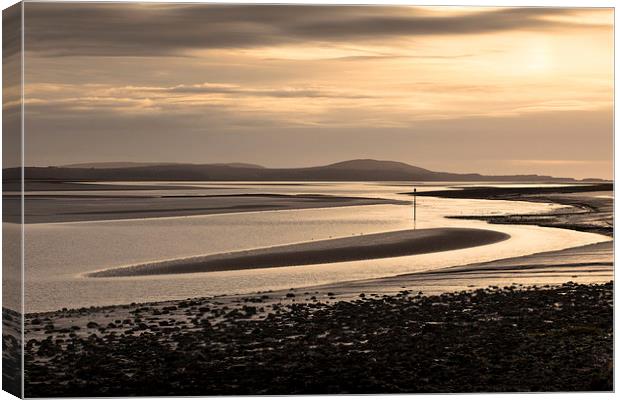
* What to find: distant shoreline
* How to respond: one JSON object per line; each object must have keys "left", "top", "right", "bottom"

{"left": 4, "top": 193, "right": 406, "bottom": 224}
{"left": 6, "top": 181, "right": 611, "bottom": 225}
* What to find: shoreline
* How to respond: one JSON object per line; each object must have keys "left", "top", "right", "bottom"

{"left": 415, "top": 184, "right": 613, "bottom": 236}
{"left": 23, "top": 239, "right": 613, "bottom": 320}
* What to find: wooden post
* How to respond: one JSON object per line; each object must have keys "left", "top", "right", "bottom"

{"left": 413, "top": 187, "right": 417, "bottom": 229}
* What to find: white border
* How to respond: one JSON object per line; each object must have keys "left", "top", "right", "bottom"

{"left": 0, "top": 1, "right": 616, "bottom": 400}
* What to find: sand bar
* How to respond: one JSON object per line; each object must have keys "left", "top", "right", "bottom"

{"left": 88, "top": 227, "right": 510, "bottom": 277}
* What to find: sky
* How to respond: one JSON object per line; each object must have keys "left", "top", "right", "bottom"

{"left": 6, "top": 3, "right": 614, "bottom": 178}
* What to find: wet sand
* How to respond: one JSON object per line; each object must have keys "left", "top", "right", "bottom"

{"left": 4, "top": 180, "right": 200, "bottom": 192}
{"left": 306, "top": 241, "right": 612, "bottom": 301}
{"left": 89, "top": 227, "right": 510, "bottom": 277}
{"left": 6, "top": 193, "right": 405, "bottom": 223}
{"left": 416, "top": 184, "right": 613, "bottom": 236}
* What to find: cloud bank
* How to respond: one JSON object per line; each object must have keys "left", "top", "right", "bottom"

{"left": 23, "top": 4, "right": 610, "bottom": 57}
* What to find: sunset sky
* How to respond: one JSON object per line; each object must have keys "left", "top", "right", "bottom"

{"left": 12, "top": 4, "right": 614, "bottom": 178}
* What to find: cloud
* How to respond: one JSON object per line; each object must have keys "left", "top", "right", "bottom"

{"left": 163, "top": 83, "right": 374, "bottom": 99}
{"left": 2, "top": 3, "right": 21, "bottom": 60}
{"left": 23, "top": 4, "right": 610, "bottom": 57}
{"left": 22, "top": 76, "right": 611, "bottom": 137}
{"left": 21, "top": 81, "right": 384, "bottom": 130}
{"left": 288, "top": 7, "right": 596, "bottom": 38}
{"left": 78, "top": 82, "right": 374, "bottom": 102}
{"left": 263, "top": 53, "right": 479, "bottom": 62}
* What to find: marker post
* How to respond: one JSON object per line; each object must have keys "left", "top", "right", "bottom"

{"left": 413, "top": 187, "right": 417, "bottom": 229}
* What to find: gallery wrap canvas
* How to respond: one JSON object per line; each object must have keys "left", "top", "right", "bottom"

{"left": 1, "top": 1, "right": 614, "bottom": 397}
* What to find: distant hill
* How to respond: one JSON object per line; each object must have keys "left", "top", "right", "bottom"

{"left": 3, "top": 159, "right": 598, "bottom": 182}
{"left": 61, "top": 162, "right": 265, "bottom": 169}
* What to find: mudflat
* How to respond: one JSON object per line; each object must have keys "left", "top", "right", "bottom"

{"left": 5, "top": 193, "right": 406, "bottom": 223}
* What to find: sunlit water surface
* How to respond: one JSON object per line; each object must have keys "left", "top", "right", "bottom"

{"left": 10, "top": 182, "right": 609, "bottom": 312}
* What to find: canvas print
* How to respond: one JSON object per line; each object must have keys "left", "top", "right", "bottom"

{"left": 2, "top": 2, "right": 614, "bottom": 397}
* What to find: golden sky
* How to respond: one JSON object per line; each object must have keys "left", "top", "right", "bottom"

{"left": 12, "top": 4, "right": 614, "bottom": 178}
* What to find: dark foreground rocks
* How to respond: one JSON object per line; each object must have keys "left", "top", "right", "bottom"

{"left": 3, "top": 308, "right": 22, "bottom": 397}
{"left": 25, "top": 282, "right": 613, "bottom": 396}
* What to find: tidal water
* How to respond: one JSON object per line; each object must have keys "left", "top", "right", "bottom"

{"left": 8, "top": 181, "right": 609, "bottom": 312}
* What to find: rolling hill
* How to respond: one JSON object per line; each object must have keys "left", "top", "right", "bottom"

{"left": 3, "top": 159, "right": 593, "bottom": 182}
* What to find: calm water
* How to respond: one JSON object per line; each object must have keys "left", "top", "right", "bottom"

{"left": 9, "top": 181, "right": 610, "bottom": 312}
